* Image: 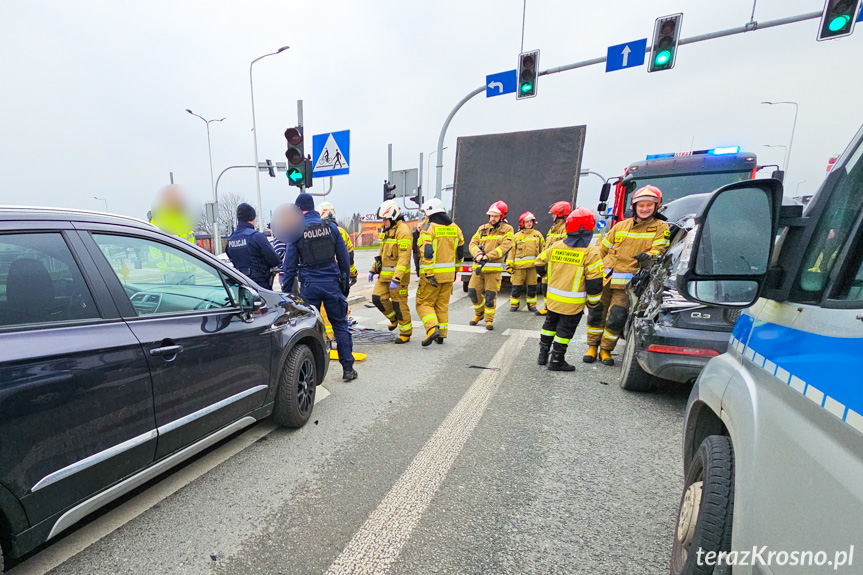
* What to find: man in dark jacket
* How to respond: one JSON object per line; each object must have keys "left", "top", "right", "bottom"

{"left": 225, "top": 203, "right": 281, "bottom": 289}
{"left": 282, "top": 193, "right": 357, "bottom": 381}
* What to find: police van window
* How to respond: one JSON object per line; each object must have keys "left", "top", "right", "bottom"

{"left": 92, "top": 234, "right": 233, "bottom": 316}
{"left": 0, "top": 233, "right": 99, "bottom": 328}
{"left": 834, "top": 231, "right": 863, "bottom": 302}
{"left": 793, "top": 141, "right": 863, "bottom": 303}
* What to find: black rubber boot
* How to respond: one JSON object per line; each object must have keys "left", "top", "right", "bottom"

{"left": 422, "top": 326, "right": 440, "bottom": 347}
{"left": 537, "top": 343, "right": 551, "bottom": 366}
{"left": 435, "top": 336, "right": 445, "bottom": 344}
{"left": 548, "top": 349, "right": 575, "bottom": 372}
{"left": 486, "top": 323, "right": 494, "bottom": 331}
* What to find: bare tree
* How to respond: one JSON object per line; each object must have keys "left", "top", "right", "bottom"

{"left": 219, "top": 191, "right": 247, "bottom": 234}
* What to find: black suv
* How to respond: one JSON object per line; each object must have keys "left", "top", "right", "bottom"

{"left": 618, "top": 194, "right": 741, "bottom": 391}
{"left": 0, "top": 208, "right": 327, "bottom": 570}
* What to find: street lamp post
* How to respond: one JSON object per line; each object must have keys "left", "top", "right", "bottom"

{"left": 186, "top": 109, "right": 225, "bottom": 254}
{"left": 762, "top": 144, "right": 788, "bottom": 169}
{"left": 250, "top": 46, "right": 290, "bottom": 232}
{"left": 93, "top": 196, "right": 108, "bottom": 212}
{"left": 427, "top": 146, "right": 448, "bottom": 197}
{"left": 761, "top": 101, "right": 799, "bottom": 179}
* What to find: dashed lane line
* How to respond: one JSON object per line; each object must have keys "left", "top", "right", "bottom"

{"left": 324, "top": 331, "right": 529, "bottom": 575}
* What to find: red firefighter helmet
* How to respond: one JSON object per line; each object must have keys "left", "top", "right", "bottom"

{"left": 549, "top": 201, "right": 572, "bottom": 218}
{"left": 487, "top": 200, "right": 508, "bottom": 217}
{"left": 518, "top": 211, "right": 536, "bottom": 228}
{"left": 565, "top": 207, "right": 596, "bottom": 233}
{"left": 631, "top": 185, "right": 663, "bottom": 205}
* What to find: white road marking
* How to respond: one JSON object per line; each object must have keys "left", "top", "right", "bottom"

{"left": 325, "top": 331, "right": 529, "bottom": 575}
{"left": 9, "top": 390, "right": 332, "bottom": 575}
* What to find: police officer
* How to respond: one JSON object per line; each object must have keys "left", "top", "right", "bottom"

{"left": 586, "top": 185, "right": 670, "bottom": 366}
{"left": 282, "top": 193, "right": 357, "bottom": 381}
{"left": 225, "top": 203, "right": 281, "bottom": 290}
{"left": 317, "top": 201, "right": 357, "bottom": 341}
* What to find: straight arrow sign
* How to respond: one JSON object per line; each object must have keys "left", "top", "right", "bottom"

{"left": 606, "top": 38, "right": 647, "bottom": 72}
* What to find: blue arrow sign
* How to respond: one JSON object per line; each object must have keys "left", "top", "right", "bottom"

{"left": 312, "top": 130, "right": 350, "bottom": 178}
{"left": 605, "top": 39, "right": 647, "bottom": 72}
{"left": 486, "top": 70, "right": 517, "bottom": 98}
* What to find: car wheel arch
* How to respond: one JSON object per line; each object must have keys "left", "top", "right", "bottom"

{"left": 684, "top": 401, "right": 728, "bottom": 473}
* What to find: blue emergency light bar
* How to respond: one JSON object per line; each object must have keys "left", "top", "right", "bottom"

{"left": 646, "top": 146, "right": 741, "bottom": 160}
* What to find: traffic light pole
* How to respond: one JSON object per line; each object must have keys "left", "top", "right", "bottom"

{"left": 433, "top": 9, "right": 821, "bottom": 199}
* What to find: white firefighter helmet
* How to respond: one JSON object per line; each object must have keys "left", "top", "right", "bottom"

{"left": 378, "top": 199, "right": 401, "bottom": 220}
{"left": 421, "top": 198, "right": 446, "bottom": 217}
{"left": 318, "top": 201, "right": 336, "bottom": 221}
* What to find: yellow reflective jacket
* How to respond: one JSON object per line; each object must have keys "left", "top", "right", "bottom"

{"left": 469, "top": 222, "right": 514, "bottom": 274}
{"left": 419, "top": 221, "right": 464, "bottom": 283}
{"left": 600, "top": 217, "right": 670, "bottom": 288}
{"left": 546, "top": 219, "right": 567, "bottom": 247}
{"left": 507, "top": 228, "right": 545, "bottom": 270}
{"left": 338, "top": 226, "right": 357, "bottom": 277}
{"left": 538, "top": 243, "right": 604, "bottom": 315}
{"left": 376, "top": 220, "right": 413, "bottom": 283}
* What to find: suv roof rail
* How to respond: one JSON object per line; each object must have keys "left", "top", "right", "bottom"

{"left": 0, "top": 205, "right": 154, "bottom": 227}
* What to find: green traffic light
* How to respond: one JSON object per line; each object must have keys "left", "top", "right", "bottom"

{"left": 520, "top": 82, "right": 533, "bottom": 93}
{"left": 287, "top": 168, "right": 304, "bottom": 183}
{"left": 828, "top": 14, "right": 850, "bottom": 32}
{"left": 654, "top": 50, "right": 671, "bottom": 66}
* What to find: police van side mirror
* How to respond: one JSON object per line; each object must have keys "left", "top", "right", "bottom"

{"left": 599, "top": 183, "right": 612, "bottom": 202}
{"left": 675, "top": 179, "right": 783, "bottom": 308}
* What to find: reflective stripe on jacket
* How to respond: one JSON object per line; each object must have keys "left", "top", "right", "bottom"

{"left": 546, "top": 219, "right": 567, "bottom": 246}
{"left": 599, "top": 217, "right": 670, "bottom": 288}
{"left": 419, "top": 221, "right": 464, "bottom": 283}
{"left": 338, "top": 227, "right": 357, "bottom": 276}
{"left": 507, "top": 228, "right": 545, "bottom": 269}
{"left": 469, "top": 222, "right": 514, "bottom": 273}
{"left": 538, "top": 243, "right": 604, "bottom": 315}
{"left": 376, "top": 221, "right": 413, "bottom": 282}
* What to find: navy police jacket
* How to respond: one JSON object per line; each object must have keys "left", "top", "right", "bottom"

{"left": 225, "top": 221, "right": 282, "bottom": 288}
{"left": 282, "top": 210, "right": 350, "bottom": 290}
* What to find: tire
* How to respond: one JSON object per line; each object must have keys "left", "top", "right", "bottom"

{"left": 619, "top": 331, "right": 656, "bottom": 392}
{"left": 462, "top": 280, "right": 469, "bottom": 293}
{"left": 273, "top": 344, "right": 316, "bottom": 428}
{"left": 670, "top": 436, "right": 734, "bottom": 575}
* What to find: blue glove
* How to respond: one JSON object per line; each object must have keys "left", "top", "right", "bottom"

{"left": 389, "top": 280, "right": 399, "bottom": 291}
{"left": 368, "top": 272, "right": 375, "bottom": 282}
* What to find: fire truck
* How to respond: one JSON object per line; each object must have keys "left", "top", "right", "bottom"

{"left": 597, "top": 146, "right": 760, "bottom": 228}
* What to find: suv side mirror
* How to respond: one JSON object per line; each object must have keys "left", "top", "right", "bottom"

{"left": 675, "top": 179, "right": 783, "bottom": 308}
{"left": 771, "top": 169, "right": 785, "bottom": 182}
{"left": 599, "top": 182, "right": 612, "bottom": 202}
{"left": 239, "top": 285, "right": 265, "bottom": 314}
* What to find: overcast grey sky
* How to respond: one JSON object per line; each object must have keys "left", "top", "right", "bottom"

{"left": 1, "top": 0, "right": 861, "bottom": 224}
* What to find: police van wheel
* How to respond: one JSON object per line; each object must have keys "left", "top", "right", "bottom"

{"left": 670, "top": 436, "right": 734, "bottom": 575}
{"left": 619, "top": 333, "right": 655, "bottom": 392}
{"left": 273, "top": 344, "right": 316, "bottom": 429}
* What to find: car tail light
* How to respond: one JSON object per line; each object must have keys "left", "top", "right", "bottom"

{"left": 459, "top": 265, "right": 472, "bottom": 273}
{"left": 647, "top": 344, "right": 720, "bottom": 357}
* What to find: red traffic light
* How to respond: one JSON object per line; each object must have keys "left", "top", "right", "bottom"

{"left": 284, "top": 128, "right": 303, "bottom": 146}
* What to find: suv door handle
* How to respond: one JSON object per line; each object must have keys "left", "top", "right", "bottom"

{"left": 149, "top": 344, "right": 183, "bottom": 358}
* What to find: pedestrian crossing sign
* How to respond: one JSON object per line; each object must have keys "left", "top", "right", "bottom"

{"left": 312, "top": 130, "right": 350, "bottom": 178}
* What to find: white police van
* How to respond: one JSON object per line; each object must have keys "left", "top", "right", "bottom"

{"left": 669, "top": 124, "right": 863, "bottom": 574}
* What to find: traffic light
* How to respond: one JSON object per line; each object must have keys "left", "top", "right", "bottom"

{"left": 516, "top": 50, "right": 539, "bottom": 100}
{"left": 383, "top": 180, "right": 396, "bottom": 201}
{"left": 649, "top": 13, "right": 682, "bottom": 72}
{"left": 817, "top": 0, "right": 861, "bottom": 41}
{"left": 284, "top": 126, "right": 306, "bottom": 188}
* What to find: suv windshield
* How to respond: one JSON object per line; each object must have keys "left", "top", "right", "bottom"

{"left": 626, "top": 171, "right": 753, "bottom": 205}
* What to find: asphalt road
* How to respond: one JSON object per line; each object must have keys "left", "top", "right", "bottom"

{"left": 11, "top": 256, "right": 690, "bottom": 575}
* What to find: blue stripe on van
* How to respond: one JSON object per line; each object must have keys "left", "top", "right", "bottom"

{"left": 734, "top": 317, "right": 863, "bottom": 432}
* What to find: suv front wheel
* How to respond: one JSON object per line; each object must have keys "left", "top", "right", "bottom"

{"left": 273, "top": 344, "right": 317, "bottom": 428}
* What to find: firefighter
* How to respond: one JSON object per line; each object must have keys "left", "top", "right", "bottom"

{"left": 535, "top": 201, "right": 572, "bottom": 316}
{"left": 468, "top": 201, "right": 514, "bottom": 331}
{"left": 535, "top": 207, "right": 605, "bottom": 371}
{"left": 317, "top": 201, "right": 358, "bottom": 341}
{"left": 369, "top": 200, "right": 413, "bottom": 343}
{"left": 507, "top": 211, "right": 544, "bottom": 312}
{"left": 585, "top": 185, "right": 670, "bottom": 366}
{"left": 415, "top": 198, "right": 465, "bottom": 346}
